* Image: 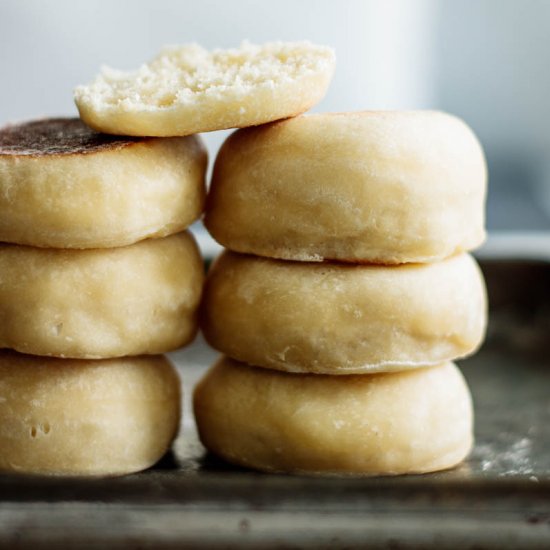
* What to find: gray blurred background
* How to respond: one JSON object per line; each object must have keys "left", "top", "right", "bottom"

{"left": 1, "top": 0, "right": 549, "bottom": 232}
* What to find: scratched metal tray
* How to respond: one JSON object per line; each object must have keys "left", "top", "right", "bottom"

{"left": 1, "top": 235, "right": 550, "bottom": 549}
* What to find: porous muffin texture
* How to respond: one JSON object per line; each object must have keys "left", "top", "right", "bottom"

{"left": 75, "top": 41, "right": 335, "bottom": 136}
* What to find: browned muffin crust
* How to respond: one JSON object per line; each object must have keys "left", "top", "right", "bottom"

{"left": 0, "top": 118, "right": 141, "bottom": 156}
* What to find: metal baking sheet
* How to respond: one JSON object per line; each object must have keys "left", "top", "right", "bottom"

{"left": 1, "top": 252, "right": 550, "bottom": 549}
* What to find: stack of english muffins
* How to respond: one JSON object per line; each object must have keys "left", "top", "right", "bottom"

{"left": 0, "top": 39, "right": 488, "bottom": 478}
{"left": 0, "top": 119, "right": 206, "bottom": 476}
{"left": 196, "top": 111, "right": 488, "bottom": 476}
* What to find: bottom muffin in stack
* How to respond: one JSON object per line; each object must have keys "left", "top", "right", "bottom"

{"left": 0, "top": 353, "right": 180, "bottom": 476}
{"left": 194, "top": 358, "right": 472, "bottom": 476}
